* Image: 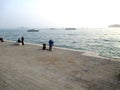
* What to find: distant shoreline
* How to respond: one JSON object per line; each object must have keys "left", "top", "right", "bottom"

{"left": 108, "top": 24, "right": 120, "bottom": 28}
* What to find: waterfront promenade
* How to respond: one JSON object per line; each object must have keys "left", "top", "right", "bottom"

{"left": 0, "top": 41, "right": 120, "bottom": 90}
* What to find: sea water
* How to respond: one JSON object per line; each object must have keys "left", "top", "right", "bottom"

{"left": 0, "top": 28, "right": 120, "bottom": 59}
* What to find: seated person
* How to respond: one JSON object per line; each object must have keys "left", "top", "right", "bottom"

{"left": 14, "top": 38, "right": 22, "bottom": 46}
{"left": 17, "top": 38, "right": 21, "bottom": 43}
{"left": 0, "top": 37, "right": 4, "bottom": 42}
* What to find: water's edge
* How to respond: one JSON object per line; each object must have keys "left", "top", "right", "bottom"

{"left": 5, "top": 39, "right": 110, "bottom": 60}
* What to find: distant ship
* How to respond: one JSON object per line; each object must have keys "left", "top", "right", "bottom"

{"left": 27, "top": 29, "right": 39, "bottom": 32}
{"left": 65, "top": 28, "right": 76, "bottom": 30}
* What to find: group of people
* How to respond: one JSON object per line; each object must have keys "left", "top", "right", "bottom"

{"left": 17, "top": 36, "right": 54, "bottom": 51}
{"left": 43, "top": 39, "right": 54, "bottom": 51}
{"left": 17, "top": 36, "right": 24, "bottom": 45}
{"left": 1, "top": 35, "right": 54, "bottom": 51}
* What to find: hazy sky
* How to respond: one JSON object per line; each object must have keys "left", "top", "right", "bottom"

{"left": 0, "top": 0, "right": 120, "bottom": 28}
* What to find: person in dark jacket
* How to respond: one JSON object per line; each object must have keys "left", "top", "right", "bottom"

{"left": 17, "top": 38, "right": 21, "bottom": 43}
{"left": 21, "top": 36, "right": 24, "bottom": 45}
{"left": 42, "top": 43, "right": 46, "bottom": 50}
{"left": 0, "top": 37, "right": 4, "bottom": 42}
{"left": 49, "top": 39, "right": 54, "bottom": 51}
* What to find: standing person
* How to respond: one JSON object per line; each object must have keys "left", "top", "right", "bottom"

{"left": 49, "top": 39, "right": 54, "bottom": 51}
{"left": 21, "top": 36, "right": 24, "bottom": 45}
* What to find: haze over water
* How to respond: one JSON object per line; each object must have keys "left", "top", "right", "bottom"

{"left": 1, "top": 0, "right": 120, "bottom": 28}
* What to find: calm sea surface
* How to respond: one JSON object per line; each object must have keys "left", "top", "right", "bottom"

{"left": 0, "top": 28, "right": 120, "bottom": 59}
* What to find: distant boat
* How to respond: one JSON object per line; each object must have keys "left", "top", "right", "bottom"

{"left": 27, "top": 29, "right": 39, "bottom": 32}
{"left": 65, "top": 28, "right": 76, "bottom": 30}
